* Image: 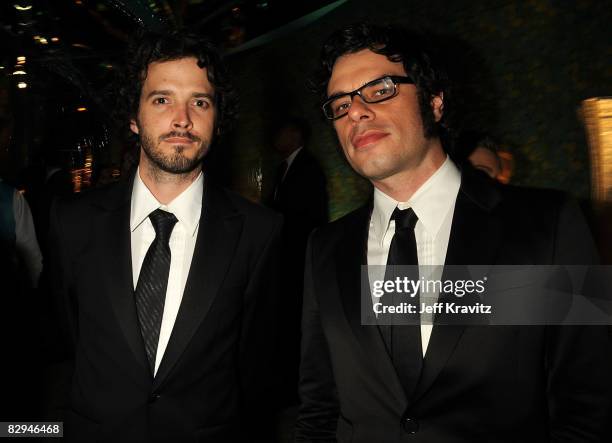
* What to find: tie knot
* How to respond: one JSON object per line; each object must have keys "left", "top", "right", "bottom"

{"left": 278, "top": 159, "right": 288, "bottom": 176}
{"left": 149, "top": 209, "right": 178, "bottom": 242}
{"left": 391, "top": 207, "right": 418, "bottom": 231}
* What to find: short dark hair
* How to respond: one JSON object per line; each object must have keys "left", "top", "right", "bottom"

{"left": 313, "top": 23, "right": 452, "bottom": 139}
{"left": 277, "top": 116, "right": 311, "bottom": 146}
{"left": 456, "top": 130, "right": 501, "bottom": 168}
{"left": 117, "top": 30, "right": 237, "bottom": 137}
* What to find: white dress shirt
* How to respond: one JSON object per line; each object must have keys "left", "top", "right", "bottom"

{"left": 13, "top": 190, "right": 43, "bottom": 287}
{"left": 367, "top": 156, "right": 461, "bottom": 356}
{"left": 130, "top": 168, "right": 203, "bottom": 375}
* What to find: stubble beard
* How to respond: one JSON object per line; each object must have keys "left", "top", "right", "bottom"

{"left": 343, "top": 128, "right": 436, "bottom": 183}
{"left": 140, "top": 130, "right": 209, "bottom": 176}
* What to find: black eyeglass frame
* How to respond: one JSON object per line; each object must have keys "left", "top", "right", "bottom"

{"left": 322, "top": 75, "right": 414, "bottom": 121}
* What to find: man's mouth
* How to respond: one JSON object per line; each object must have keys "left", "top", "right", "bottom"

{"left": 161, "top": 132, "right": 200, "bottom": 144}
{"left": 351, "top": 130, "right": 389, "bottom": 149}
{"left": 163, "top": 137, "right": 194, "bottom": 144}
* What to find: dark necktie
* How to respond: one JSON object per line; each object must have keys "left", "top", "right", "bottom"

{"left": 134, "top": 208, "right": 178, "bottom": 374}
{"left": 273, "top": 160, "right": 288, "bottom": 202}
{"left": 382, "top": 207, "right": 423, "bottom": 397}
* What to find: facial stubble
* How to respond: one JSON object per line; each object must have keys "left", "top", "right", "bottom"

{"left": 139, "top": 129, "right": 210, "bottom": 176}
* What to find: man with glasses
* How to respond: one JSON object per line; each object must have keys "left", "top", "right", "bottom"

{"left": 295, "top": 23, "right": 612, "bottom": 442}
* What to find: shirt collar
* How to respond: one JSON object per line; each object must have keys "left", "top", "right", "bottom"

{"left": 285, "top": 146, "right": 303, "bottom": 169}
{"left": 130, "top": 167, "right": 203, "bottom": 237}
{"left": 371, "top": 156, "right": 461, "bottom": 244}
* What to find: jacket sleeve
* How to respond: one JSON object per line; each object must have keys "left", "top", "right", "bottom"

{"left": 45, "top": 198, "right": 78, "bottom": 359}
{"left": 294, "top": 231, "right": 339, "bottom": 442}
{"left": 239, "top": 212, "right": 283, "bottom": 442}
{"left": 546, "top": 197, "right": 612, "bottom": 442}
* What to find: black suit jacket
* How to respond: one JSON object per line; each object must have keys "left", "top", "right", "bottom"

{"left": 295, "top": 169, "right": 612, "bottom": 442}
{"left": 271, "top": 148, "right": 328, "bottom": 232}
{"left": 269, "top": 148, "right": 328, "bottom": 403}
{"left": 48, "top": 174, "right": 282, "bottom": 443}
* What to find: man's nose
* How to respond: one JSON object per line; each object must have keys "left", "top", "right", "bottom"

{"left": 347, "top": 96, "right": 374, "bottom": 122}
{"left": 172, "top": 105, "right": 193, "bottom": 130}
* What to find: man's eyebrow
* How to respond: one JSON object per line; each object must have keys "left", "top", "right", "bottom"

{"left": 192, "top": 92, "right": 215, "bottom": 100}
{"left": 145, "top": 89, "right": 173, "bottom": 100}
{"left": 144, "top": 90, "right": 215, "bottom": 100}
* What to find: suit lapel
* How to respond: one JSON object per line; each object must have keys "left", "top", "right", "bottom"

{"left": 153, "top": 183, "right": 242, "bottom": 389}
{"left": 336, "top": 203, "right": 407, "bottom": 411}
{"left": 413, "top": 170, "right": 503, "bottom": 402}
{"left": 100, "top": 177, "right": 151, "bottom": 381}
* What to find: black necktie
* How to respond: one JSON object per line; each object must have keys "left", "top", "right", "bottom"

{"left": 273, "top": 160, "right": 288, "bottom": 202}
{"left": 382, "top": 207, "right": 422, "bottom": 397}
{"left": 134, "top": 209, "right": 178, "bottom": 374}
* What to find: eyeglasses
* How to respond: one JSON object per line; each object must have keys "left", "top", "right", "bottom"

{"left": 322, "top": 75, "right": 414, "bottom": 120}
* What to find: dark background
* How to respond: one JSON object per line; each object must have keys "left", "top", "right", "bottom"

{"left": 1, "top": 0, "right": 611, "bottom": 219}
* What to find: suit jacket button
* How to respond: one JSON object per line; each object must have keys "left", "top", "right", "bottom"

{"left": 401, "top": 416, "right": 419, "bottom": 434}
{"left": 149, "top": 394, "right": 161, "bottom": 404}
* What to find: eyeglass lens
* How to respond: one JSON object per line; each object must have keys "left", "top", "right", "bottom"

{"left": 324, "top": 77, "right": 397, "bottom": 119}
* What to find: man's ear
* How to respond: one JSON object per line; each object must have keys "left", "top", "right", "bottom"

{"left": 129, "top": 119, "right": 139, "bottom": 135}
{"left": 431, "top": 93, "right": 444, "bottom": 122}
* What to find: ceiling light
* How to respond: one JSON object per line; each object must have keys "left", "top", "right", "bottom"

{"left": 14, "top": 4, "right": 32, "bottom": 11}
{"left": 17, "top": 56, "right": 26, "bottom": 62}
{"left": 12, "top": 70, "right": 26, "bottom": 75}
{"left": 77, "top": 107, "right": 87, "bottom": 112}
{"left": 17, "top": 82, "right": 27, "bottom": 89}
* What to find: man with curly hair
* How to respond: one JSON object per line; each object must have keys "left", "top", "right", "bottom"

{"left": 295, "top": 23, "right": 612, "bottom": 442}
{"left": 48, "top": 31, "right": 281, "bottom": 442}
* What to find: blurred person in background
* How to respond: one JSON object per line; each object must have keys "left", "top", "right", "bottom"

{"left": 0, "top": 179, "right": 42, "bottom": 289}
{"left": 455, "top": 131, "right": 503, "bottom": 180}
{"left": 265, "top": 117, "right": 328, "bottom": 440}
{"left": 1, "top": 178, "right": 44, "bottom": 420}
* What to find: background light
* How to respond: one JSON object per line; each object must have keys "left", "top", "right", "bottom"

{"left": 17, "top": 82, "right": 27, "bottom": 89}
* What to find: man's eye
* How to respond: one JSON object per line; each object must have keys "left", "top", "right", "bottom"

{"left": 334, "top": 101, "right": 351, "bottom": 113}
{"left": 374, "top": 87, "right": 392, "bottom": 97}
{"left": 194, "top": 99, "right": 209, "bottom": 108}
{"left": 153, "top": 97, "right": 168, "bottom": 104}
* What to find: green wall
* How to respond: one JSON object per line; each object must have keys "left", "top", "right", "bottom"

{"left": 224, "top": 0, "right": 612, "bottom": 220}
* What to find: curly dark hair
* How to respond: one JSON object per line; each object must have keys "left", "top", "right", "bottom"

{"left": 117, "top": 30, "right": 237, "bottom": 138}
{"left": 313, "top": 23, "right": 453, "bottom": 140}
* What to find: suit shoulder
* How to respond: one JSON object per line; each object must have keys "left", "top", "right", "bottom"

{"left": 53, "top": 180, "right": 125, "bottom": 216}
{"left": 500, "top": 184, "right": 567, "bottom": 202}
{"left": 311, "top": 204, "right": 367, "bottom": 242}
{"left": 216, "top": 186, "right": 282, "bottom": 225}
{"left": 497, "top": 184, "right": 572, "bottom": 215}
